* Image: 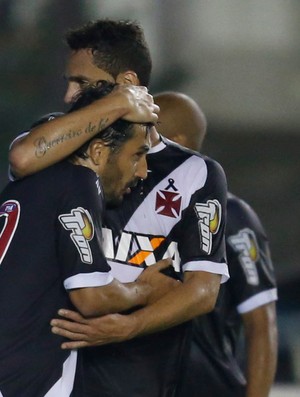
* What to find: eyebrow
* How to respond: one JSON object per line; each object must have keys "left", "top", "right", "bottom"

{"left": 63, "top": 74, "right": 91, "bottom": 83}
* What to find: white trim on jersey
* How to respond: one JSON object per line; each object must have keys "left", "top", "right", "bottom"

{"left": 44, "top": 350, "right": 77, "bottom": 396}
{"left": 107, "top": 259, "right": 230, "bottom": 284}
{"left": 148, "top": 140, "right": 166, "bottom": 154}
{"left": 182, "top": 260, "right": 229, "bottom": 283}
{"left": 108, "top": 261, "right": 143, "bottom": 283}
{"left": 64, "top": 271, "right": 114, "bottom": 290}
{"left": 237, "top": 287, "right": 278, "bottom": 314}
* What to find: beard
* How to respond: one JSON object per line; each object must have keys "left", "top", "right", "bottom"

{"left": 105, "top": 196, "right": 123, "bottom": 209}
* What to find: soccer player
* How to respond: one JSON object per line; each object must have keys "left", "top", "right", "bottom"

{"left": 0, "top": 83, "right": 176, "bottom": 397}
{"left": 154, "top": 91, "right": 278, "bottom": 397}
{"left": 8, "top": 20, "right": 229, "bottom": 397}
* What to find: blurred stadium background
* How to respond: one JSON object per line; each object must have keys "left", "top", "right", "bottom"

{"left": 0, "top": 1, "right": 299, "bottom": 394}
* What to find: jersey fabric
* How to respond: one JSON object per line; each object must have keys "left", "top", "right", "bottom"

{"left": 73, "top": 137, "right": 229, "bottom": 397}
{"left": 0, "top": 161, "right": 112, "bottom": 397}
{"left": 175, "top": 192, "right": 278, "bottom": 397}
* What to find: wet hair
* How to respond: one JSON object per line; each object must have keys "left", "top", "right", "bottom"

{"left": 68, "top": 81, "right": 146, "bottom": 159}
{"left": 65, "top": 19, "right": 152, "bottom": 87}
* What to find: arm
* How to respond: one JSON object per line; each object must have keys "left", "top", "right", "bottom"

{"left": 68, "top": 258, "right": 178, "bottom": 318}
{"left": 9, "top": 85, "right": 159, "bottom": 178}
{"left": 242, "top": 302, "right": 278, "bottom": 397}
{"left": 128, "top": 270, "right": 221, "bottom": 335}
{"left": 51, "top": 270, "right": 221, "bottom": 347}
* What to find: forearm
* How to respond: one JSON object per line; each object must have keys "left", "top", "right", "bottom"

{"left": 9, "top": 95, "right": 128, "bottom": 178}
{"left": 243, "top": 303, "right": 278, "bottom": 397}
{"left": 69, "top": 258, "right": 177, "bottom": 318}
{"left": 128, "top": 271, "right": 221, "bottom": 339}
{"left": 69, "top": 279, "right": 150, "bottom": 318}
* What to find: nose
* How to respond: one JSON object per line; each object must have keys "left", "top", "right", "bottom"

{"left": 64, "top": 83, "right": 80, "bottom": 104}
{"left": 135, "top": 156, "right": 148, "bottom": 180}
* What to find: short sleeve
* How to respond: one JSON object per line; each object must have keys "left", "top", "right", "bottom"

{"left": 55, "top": 164, "right": 113, "bottom": 290}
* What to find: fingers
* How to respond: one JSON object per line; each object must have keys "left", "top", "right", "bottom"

{"left": 153, "top": 103, "right": 160, "bottom": 114}
{"left": 57, "top": 309, "right": 86, "bottom": 323}
{"left": 50, "top": 310, "right": 90, "bottom": 342}
{"left": 152, "top": 258, "right": 173, "bottom": 271}
{"left": 51, "top": 320, "right": 88, "bottom": 341}
{"left": 61, "top": 340, "right": 89, "bottom": 350}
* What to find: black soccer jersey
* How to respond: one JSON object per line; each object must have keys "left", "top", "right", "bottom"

{"left": 175, "top": 192, "right": 278, "bottom": 397}
{"left": 0, "top": 161, "right": 112, "bottom": 397}
{"left": 74, "top": 137, "right": 229, "bottom": 397}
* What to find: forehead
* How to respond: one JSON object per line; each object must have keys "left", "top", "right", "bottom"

{"left": 65, "top": 49, "right": 114, "bottom": 82}
{"left": 122, "top": 125, "right": 150, "bottom": 151}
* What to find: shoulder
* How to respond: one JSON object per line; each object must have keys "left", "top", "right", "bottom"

{"left": 226, "top": 192, "right": 266, "bottom": 233}
{"left": 31, "top": 161, "right": 98, "bottom": 193}
{"left": 162, "top": 137, "right": 226, "bottom": 179}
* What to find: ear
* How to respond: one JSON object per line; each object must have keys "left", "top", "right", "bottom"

{"left": 88, "top": 140, "right": 104, "bottom": 166}
{"left": 116, "top": 71, "right": 140, "bottom": 85}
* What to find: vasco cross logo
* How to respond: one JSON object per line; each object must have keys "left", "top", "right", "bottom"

{"left": 59, "top": 207, "right": 94, "bottom": 264}
{"left": 194, "top": 199, "right": 221, "bottom": 254}
{"left": 155, "top": 178, "right": 182, "bottom": 218}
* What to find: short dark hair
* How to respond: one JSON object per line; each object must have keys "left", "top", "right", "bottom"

{"left": 68, "top": 81, "right": 143, "bottom": 159}
{"left": 65, "top": 19, "right": 152, "bottom": 87}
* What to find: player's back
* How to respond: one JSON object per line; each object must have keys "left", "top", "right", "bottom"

{"left": 0, "top": 162, "right": 76, "bottom": 397}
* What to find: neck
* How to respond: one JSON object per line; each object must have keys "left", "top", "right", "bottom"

{"left": 70, "top": 156, "right": 98, "bottom": 175}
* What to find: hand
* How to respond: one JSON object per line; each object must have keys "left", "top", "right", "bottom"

{"left": 51, "top": 309, "right": 136, "bottom": 349}
{"left": 111, "top": 85, "right": 160, "bottom": 123}
{"left": 137, "top": 258, "right": 180, "bottom": 305}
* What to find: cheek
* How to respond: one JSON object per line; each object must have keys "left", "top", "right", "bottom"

{"left": 121, "top": 157, "right": 137, "bottom": 175}
{"left": 65, "top": 84, "right": 81, "bottom": 104}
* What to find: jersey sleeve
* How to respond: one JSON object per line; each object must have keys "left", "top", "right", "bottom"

{"left": 56, "top": 165, "right": 113, "bottom": 291}
{"left": 226, "top": 194, "right": 277, "bottom": 313}
{"left": 179, "top": 158, "right": 229, "bottom": 283}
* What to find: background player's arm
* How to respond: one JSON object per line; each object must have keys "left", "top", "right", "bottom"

{"left": 9, "top": 85, "right": 159, "bottom": 178}
{"left": 67, "top": 258, "right": 178, "bottom": 318}
{"left": 242, "top": 302, "right": 278, "bottom": 397}
{"left": 51, "top": 270, "right": 221, "bottom": 346}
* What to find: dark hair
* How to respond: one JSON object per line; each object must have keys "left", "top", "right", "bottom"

{"left": 65, "top": 19, "right": 152, "bottom": 87}
{"left": 68, "top": 81, "right": 137, "bottom": 159}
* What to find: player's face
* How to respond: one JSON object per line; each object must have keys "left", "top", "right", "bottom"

{"left": 64, "top": 49, "right": 115, "bottom": 104}
{"left": 100, "top": 126, "right": 150, "bottom": 208}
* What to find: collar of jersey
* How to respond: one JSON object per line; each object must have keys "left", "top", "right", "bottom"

{"left": 148, "top": 138, "right": 166, "bottom": 154}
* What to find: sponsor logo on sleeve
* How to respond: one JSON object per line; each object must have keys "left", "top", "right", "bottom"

{"left": 228, "top": 228, "right": 259, "bottom": 285}
{"left": 59, "top": 207, "right": 94, "bottom": 264}
{"left": 194, "top": 199, "right": 221, "bottom": 254}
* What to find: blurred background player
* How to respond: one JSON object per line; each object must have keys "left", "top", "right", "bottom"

{"left": 154, "top": 91, "right": 278, "bottom": 397}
